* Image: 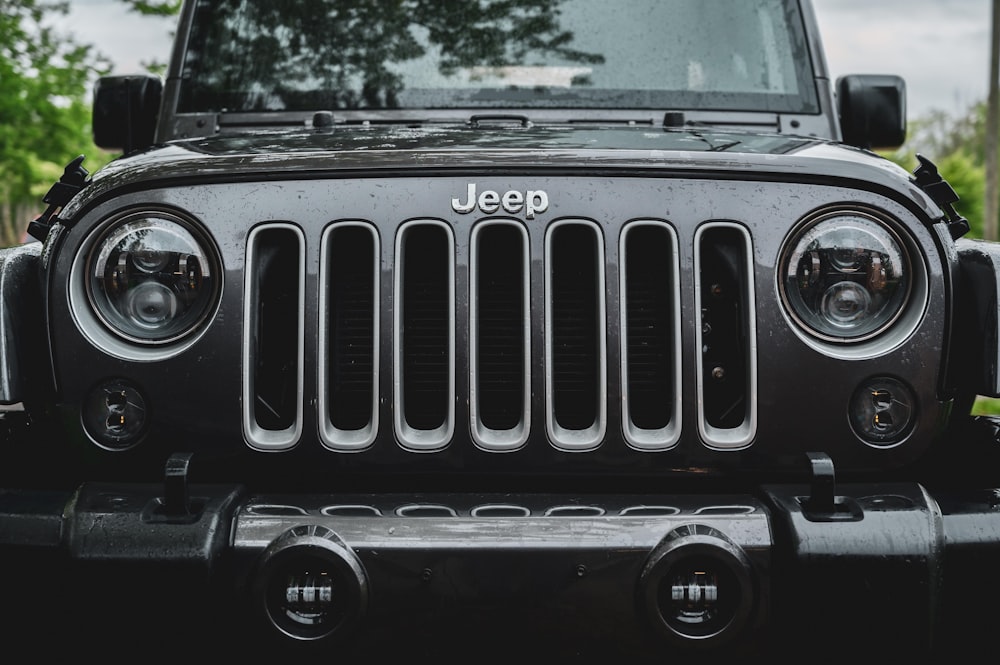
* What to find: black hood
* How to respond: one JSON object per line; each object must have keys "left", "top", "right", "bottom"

{"left": 67, "top": 123, "right": 939, "bottom": 220}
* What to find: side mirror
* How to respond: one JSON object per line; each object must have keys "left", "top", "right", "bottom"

{"left": 836, "top": 74, "right": 906, "bottom": 150}
{"left": 93, "top": 75, "right": 163, "bottom": 154}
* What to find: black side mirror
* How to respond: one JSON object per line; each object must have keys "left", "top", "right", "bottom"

{"left": 93, "top": 75, "right": 163, "bottom": 154}
{"left": 836, "top": 74, "right": 906, "bottom": 150}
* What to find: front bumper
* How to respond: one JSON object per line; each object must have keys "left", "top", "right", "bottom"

{"left": 3, "top": 470, "right": 999, "bottom": 661}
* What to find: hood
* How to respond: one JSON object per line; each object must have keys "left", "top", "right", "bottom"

{"left": 68, "top": 123, "right": 939, "bottom": 220}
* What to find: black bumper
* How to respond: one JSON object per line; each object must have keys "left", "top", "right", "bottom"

{"left": 2, "top": 476, "right": 999, "bottom": 661}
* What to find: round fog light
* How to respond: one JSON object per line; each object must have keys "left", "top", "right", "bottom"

{"left": 82, "top": 379, "right": 148, "bottom": 451}
{"left": 664, "top": 560, "right": 735, "bottom": 632}
{"left": 256, "top": 525, "right": 367, "bottom": 642}
{"left": 849, "top": 377, "right": 916, "bottom": 447}
{"left": 640, "top": 524, "right": 754, "bottom": 647}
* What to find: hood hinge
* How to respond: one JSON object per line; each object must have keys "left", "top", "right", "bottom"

{"left": 912, "top": 153, "right": 969, "bottom": 240}
{"left": 27, "top": 155, "right": 89, "bottom": 242}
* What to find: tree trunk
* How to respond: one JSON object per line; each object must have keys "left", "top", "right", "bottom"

{"left": 986, "top": 0, "right": 1000, "bottom": 241}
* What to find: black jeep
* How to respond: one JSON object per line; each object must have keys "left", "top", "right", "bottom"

{"left": 3, "top": 0, "right": 999, "bottom": 659}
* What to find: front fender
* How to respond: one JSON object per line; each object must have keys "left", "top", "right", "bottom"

{"left": 955, "top": 239, "right": 1000, "bottom": 400}
{"left": 0, "top": 242, "right": 47, "bottom": 406}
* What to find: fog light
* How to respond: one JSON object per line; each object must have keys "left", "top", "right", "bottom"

{"left": 82, "top": 379, "right": 148, "bottom": 451}
{"left": 256, "top": 525, "right": 367, "bottom": 642}
{"left": 669, "top": 567, "right": 721, "bottom": 626}
{"left": 640, "top": 524, "right": 753, "bottom": 647}
{"left": 280, "top": 572, "right": 336, "bottom": 627}
{"left": 849, "top": 377, "right": 916, "bottom": 447}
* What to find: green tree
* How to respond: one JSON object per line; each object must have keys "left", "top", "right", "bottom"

{"left": 121, "top": 0, "right": 181, "bottom": 15}
{"left": 0, "top": 0, "right": 112, "bottom": 246}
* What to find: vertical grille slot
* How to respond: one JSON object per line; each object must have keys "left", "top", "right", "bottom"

{"left": 393, "top": 221, "right": 455, "bottom": 451}
{"left": 243, "top": 224, "right": 304, "bottom": 451}
{"left": 695, "top": 222, "right": 757, "bottom": 450}
{"left": 545, "top": 220, "right": 606, "bottom": 452}
{"left": 470, "top": 221, "right": 530, "bottom": 451}
{"left": 620, "top": 222, "right": 681, "bottom": 450}
{"left": 319, "top": 223, "right": 379, "bottom": 451}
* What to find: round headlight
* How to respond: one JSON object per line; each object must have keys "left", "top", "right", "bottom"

{"left": 780, "top": 211, "right": 911, "bottom": 342}
{"left": 87, "top": 212, "right": 220, "bottom": 344}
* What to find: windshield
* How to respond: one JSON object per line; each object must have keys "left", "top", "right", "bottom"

{"left": 178, "top": 0, "right": 818, "bottom": 115}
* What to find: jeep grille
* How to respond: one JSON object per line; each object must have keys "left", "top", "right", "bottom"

{"left": 243, "top": 218, "right": 757, "bottom": 453}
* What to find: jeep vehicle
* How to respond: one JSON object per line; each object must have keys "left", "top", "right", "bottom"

{"left": 3, "top": 0, "right": 1000, "bottom": 659}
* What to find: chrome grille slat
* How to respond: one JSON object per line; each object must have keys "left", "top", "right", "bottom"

{"left": 393, "top": 221, "right": 455, "bottom": 452}
{"left": 470, "top": 221, "right": 530, "bottom": 452}
{"left": 695, "top": 222, "right": 758, "bottom": 450}
{"left": 242, "top": 223, "right": 305, "bottom": 451}
{"left": 545, "top": 220, "right": 607, "bottom": 452}
{"left": 319, "top": 222, "right": 379, "bottom": 451}
{"left": 620, "top": 221, "right": 682, "bottom": 451}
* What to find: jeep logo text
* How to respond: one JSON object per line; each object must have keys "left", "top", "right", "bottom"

{"left": 451, "top": 183, "right": 549, "bottom": 219}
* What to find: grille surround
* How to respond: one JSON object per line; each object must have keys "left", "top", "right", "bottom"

{"left": 57, "top": 175, "right": 933, "bottom": 472}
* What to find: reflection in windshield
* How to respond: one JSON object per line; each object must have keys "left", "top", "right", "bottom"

{"left": 178, "top": 0, "right": 816, "bottom": 114}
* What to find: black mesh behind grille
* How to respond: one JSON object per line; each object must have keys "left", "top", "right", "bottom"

{"left": 326, "top": 226, "right": 375, "bottom": 431}
{"left": 550, "top": 224, "right": 600, "bottom": 431}
{"left": 251, "top": 229, "right": 299, "bottom": 431}
{"left": 699, "top": 227, "right": 750, "bottom": 430}
{"left": 401, "top": 225, "right": 450, "bottom": 430}
{"left": 625, "top": 226, "right": 673, "bottom": 430}
{"left": 475, "top": 225, "right": 525, "bottom": 431}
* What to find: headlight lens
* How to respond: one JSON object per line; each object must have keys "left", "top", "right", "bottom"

{"left": 780, "top": 211, "right": 911, "bottom": 342}
{"left": 88, "top": 213, "right": 219, "bottom": 344}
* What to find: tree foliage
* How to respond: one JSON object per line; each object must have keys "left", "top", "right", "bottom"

{"left": 121, "top": 0, "right": 182, "bottom": 16}
{"left": 0, "top": 0, "right": 111, "bottom": 246}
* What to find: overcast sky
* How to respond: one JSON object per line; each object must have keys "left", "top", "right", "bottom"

{"left": 53, "top": 0, "right": 995, "bottom": 120}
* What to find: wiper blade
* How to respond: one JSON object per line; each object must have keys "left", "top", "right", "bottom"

{"left": 704, "top": 137, "right": 743, "bottom": 152}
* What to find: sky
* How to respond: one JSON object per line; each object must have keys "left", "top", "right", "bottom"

{"left": 52, "top": 0, "right": 996, "bottom": 120}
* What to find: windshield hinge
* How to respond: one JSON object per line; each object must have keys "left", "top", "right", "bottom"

{"left": 27, "top": 155, "right": 89, "bottom": 242}
{"left": 913, "top": 153, "right": 969, "bottom": 240}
